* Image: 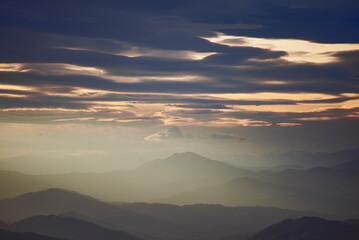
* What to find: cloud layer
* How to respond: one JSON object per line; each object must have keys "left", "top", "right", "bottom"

{"left": 0, "top": 0, "right": 358, "bottom": 157}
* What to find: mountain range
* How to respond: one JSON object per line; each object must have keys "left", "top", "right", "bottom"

{"left": 0, "top": 152, "right": 358, "bottom": 217}
{"left": 2, "top": 148, "right": 359, "bottom": 174}
{"left": 0, "top": 152, "right": 254, "bottom": 202}
{"left": 250, "top": 148, "right": 359, "bottom": 168}
{"left": 0, "top": 188, "right": 338, "bottom": 240}
{"left": 6, "top": 215, "right": 140, "bottom": 240}
{"left": 160, "top": 167, "right": 359, "bottom": 216}
{"left": 0, "top": 188, "right": 189, "bottom": 240}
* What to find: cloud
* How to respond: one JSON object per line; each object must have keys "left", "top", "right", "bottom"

{"left": 0, "top": 0, "right": 359, "bottom": 160}
{"left": 0, "top": 84, "right": 35, "bottom": 91}
{"left": 59, "top": 45, "right": 217, "bottom": 61}
{"left": 201, "top": 92, "right": 338, "bottom": 101}
{"left": 275, "top": 122, "right": 302, "bottom": 127}
{"left": 228, "top": 98, "right": 359, "bottom": 113}
{"left": 0, "top": 0, "right": 358, "bottom": 131}
{"left": 52, "top": 117, "right": 96, "bottom": 122}
{"left": 145, "top": 126, "right": 188, "bottom": 141}
{"left": 210, "top": 133, "right": 247, "bottom": 141}
{"left": 202, "top": 33, "right": 359, "bottom": 64}
{"left": 294, "top": 117, "right": 340, "bottom": 121}
{"left": 0, "top": 63, "right": 31, "bottom": 72}
{"left": 0, "top": 62, "right": 211, "bottom": 84}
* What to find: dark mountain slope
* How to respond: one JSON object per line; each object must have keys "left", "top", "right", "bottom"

{"left": 333, "top": 158, "right": 359, "bottom": 170}
{"left": 0, "top": 188, "right": 135, "bottom": 222}
{"left": 248, "top": 217, "right": 359, "bottom": 240}
{"left": 343, "top": 219, "right": 359, "bottom": 227}
{"left": 7, "top": 215, "right": 140, "bottom": 240}
{"left": 0, "top": 229, "right": 65, "bottom": 240}
{"left": 0, "top": 188, "right": 199, "bottom": 240}
{"left": 64, "top": 202, "right": 338, "bottom": 240}
{"left": 120, "top": 202, "right": 334, "bottom": 237}
{"left": 2, "top": 189, "right": 337, "bottom": 240}
{"left": 160, "top": 176, "right": 318, "bottom": 209}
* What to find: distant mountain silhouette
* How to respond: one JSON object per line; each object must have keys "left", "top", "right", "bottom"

{"left": 333, "top": 158, "right": 359, "bottom": 170}
{"left": 6, "top": 215, "right": 140, "bottom": 240}
{"left": 134, "top": 152, "right": 253, "bottom": 190}
{"left": 257, "top": 147, "right": 359, "bottom": 168}
{"left": 257, "top": 168, "right": 359, "bottom": 215}
{"left": 0, "top": 229, "right": 65, "bottom": 240}
{"left": 29, "top": 152, "right": 254, "bottom": 202}
{"left": 160, "top": 167, "right": 359, "bottom": 216}
{"left": 268, "top": 164, "right": 305, "bottom": 172}
{"left": 247, "top": 217, "right": 359, "bottom": 240}
{"left": 139, "top": 152, "right": 250, "bottom": 178}
{"left": 160, "top": 176, "right": 315, "bottom": 208}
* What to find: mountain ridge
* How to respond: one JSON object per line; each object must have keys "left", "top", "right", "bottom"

{"left": 0, "top": 229, "right": 66, "bottom": 240}
{"left": 248, "top": 216, "right": 359, "bottom": 240}
{"left": 6, "top": 215, "right": 141, "bottom": 240}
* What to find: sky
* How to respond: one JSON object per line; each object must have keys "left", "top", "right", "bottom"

{"left": 0, "top": 0, "right": 359, "bottom": 168}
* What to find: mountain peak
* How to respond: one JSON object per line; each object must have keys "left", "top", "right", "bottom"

{"left": 17, "top": 188, "right": 94, "bottom": 201}
{"left": 167, "top": 152, "right": 209, "bottom": 160}
{"left": 138, "top": 152, "right": 216, "bottom": 170}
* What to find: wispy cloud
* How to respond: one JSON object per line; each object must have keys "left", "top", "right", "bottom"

{"left": 52, "top": 117, "right": 96, "bottom": 122}
{"left": 202, "top": 33, "right": 359, "bottom": 64}
{"left": 0, "top": 62, "right": 210, "bottom": 83}
{"left": 0, "top": 63, "right": 31, "bottom": 72}
{"left": 0, "top": 84, "right": 36, "bottom": 91}
{"left": 58, "top": 45, "right": 217, "bottom": 61}
{"left": 201, "top": 92, "right": 338, "bottom": 101}
{"left": 228, "top": 98, "right": 359, "bottom": 113}
{"left": 209, "top": 132, "right": 247, "bottom": 141}
{"left": 145, "top": 126, "right": 189, "bottom": 141}
{"left": 275, "top": 122, "right": 302, "bottom": 127}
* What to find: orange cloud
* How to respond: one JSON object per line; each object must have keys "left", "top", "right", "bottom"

{"left": 201, "top": 92, "right": 338, "bottom": 101}
{"left": 0, "top": 93, "right": 28, "bottom": 98}
{"left": 276, "top": 122, "right": 302, "bottom": 127}
{"left": 0, "top": 84, "right": 35, "bottom": 91}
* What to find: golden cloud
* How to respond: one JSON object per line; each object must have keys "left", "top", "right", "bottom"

{"left": 202, "top": 33, "right": 359, "bottom": 64}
